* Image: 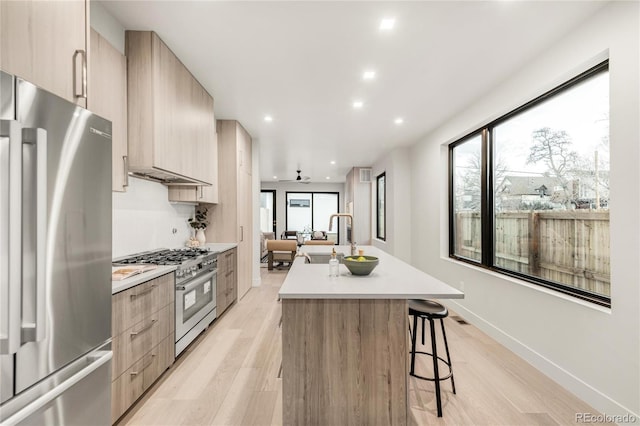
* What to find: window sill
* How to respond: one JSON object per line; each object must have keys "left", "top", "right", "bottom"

{"left": 441, "top": 256, "right": 612, "bottom": 314}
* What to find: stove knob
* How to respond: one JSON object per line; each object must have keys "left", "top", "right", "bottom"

{"left": 176, "top": 269, "right": 183, "bottom": 278}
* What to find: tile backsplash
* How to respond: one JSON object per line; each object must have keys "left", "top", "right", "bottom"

{"left": 112, "top": 177, "right": 195, "bottom": 258}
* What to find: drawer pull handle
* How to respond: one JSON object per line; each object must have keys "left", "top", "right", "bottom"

{"left": 129, "top": 354, "right": 155, "bottom": 376}
{"left": 225, "top": 252, "right": 233, "bottom": 258}
{"left": 225, "top": 271, "right": 233, "bottom": 277}
{"left": 130, "top": 319, "right": 157, "bottom": 338}
{"left": 129, "top": 284, "right": 157, "bottom": 300}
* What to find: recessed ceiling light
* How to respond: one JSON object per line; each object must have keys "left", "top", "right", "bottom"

{"left": 363, "top": 70, "right": 376, "bottom": 80}
{"left": 273, "top": 175, "right": 278, "bottom": 179}
{"left": 379, "top": 18, "right": 395, "bottom": 31}
{"left": 394, "top": 118, "right": 404, "bottom": 125}
{"left": 326, "top": 176, "right": 331, "bottom": 180}
{"left": 353, "top": 101, "right": 364, "bottom": 109}
{"left": 264, "top": 115, "right": 273, "bottom": 122}
{"left": 330, "top": 160, "right": 336, "bottom": 165}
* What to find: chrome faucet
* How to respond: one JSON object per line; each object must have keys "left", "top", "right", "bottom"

{"left": 328, "top": 213, "right": 356, "bottom": 255}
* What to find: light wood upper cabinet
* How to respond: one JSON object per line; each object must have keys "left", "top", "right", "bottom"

{"left": 168, "top": 106, "right": 218, "bottom": 203}
{"left": 89, "top": 29, "right": 128, "bottom": 192}
{"left": 206, "top": 120, "right": 253, "bottom": 299}
{"left": 0, "top": 0, "right": 88, "bottom": 107}
{"left": 126, "top": 30, "right": 214, "bottom": 186}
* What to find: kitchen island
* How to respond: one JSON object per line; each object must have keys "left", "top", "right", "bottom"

{"left": 279, "top": 245, "right": 464, "bottom": 426}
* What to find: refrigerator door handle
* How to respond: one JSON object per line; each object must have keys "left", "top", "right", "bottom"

{"left": 0, "top": 119, "right": 23, "bottom": 355}
{"left": 20, "top": 128, "right": 47, "bottom": 343}
{"left": 1, "top": 350, "right": 112, "bottom": 426}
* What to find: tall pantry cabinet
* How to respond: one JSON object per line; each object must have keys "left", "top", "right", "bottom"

{"left": 205, "top": 120, "right": 253, "bottom": 299}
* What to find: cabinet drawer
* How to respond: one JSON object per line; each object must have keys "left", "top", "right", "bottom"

{"left": 112, "top": 273, "right": 174, "bottom": 336}
{"left": 143, "top": 333, "right": 174, "bottom": 388}
{"left": 220, "top": 249, "right": 236, "bottom": 272}
{"left": 111, "top": 353, "right": 144, "bottom": 423}
{"left": 111, "top": 334, "right": 175, "bottom": 423}
{"left": 112, "top": 303, "right": 174, "bottom": 380}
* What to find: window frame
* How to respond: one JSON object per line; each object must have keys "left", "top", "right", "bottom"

{"left": 448, "top": 60, "right": 610, "bottom": 308}
{"left": 376, "top": 172, "right": 386, "bottom": 241}
{"left": 285, "top": 191, "right": 340, "bottom": 241}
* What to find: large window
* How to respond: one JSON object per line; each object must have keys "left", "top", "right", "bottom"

{"left": 286, "top": 192, "right": 339, "bottom": 242}
{"left": 449, "top": 61, "right": 610, "bottom": 307}
{"left": 376, "top": 173, "right": 386, "bottom": 241}
{"left": 451, "top": 135, "right": 482, "bottom": 261}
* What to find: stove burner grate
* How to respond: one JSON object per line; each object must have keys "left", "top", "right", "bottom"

{"left": 115, "top": 248, "right": 211, "bottom": 266}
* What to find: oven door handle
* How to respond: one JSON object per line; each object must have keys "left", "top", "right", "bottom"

{"left": 177, "top": 269, "right": 217, "bottom": 292}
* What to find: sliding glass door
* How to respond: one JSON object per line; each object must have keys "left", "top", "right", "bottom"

{"left": 286, "top": 192, "right": 339, "bottom": 242}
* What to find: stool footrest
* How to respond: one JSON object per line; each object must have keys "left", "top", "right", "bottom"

{"left": 408, "top": 351, "right": 454, "bottom": 383}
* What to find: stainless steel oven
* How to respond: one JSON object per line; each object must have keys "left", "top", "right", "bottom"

{"left": 175, "top": 262, "right": 217, "bottom": 355}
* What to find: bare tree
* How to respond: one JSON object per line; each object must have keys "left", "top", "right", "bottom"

{"left": 459, "top": 152, "right": 507, "bottom": 210}
{"left": 527, "top": 128, "right": 578, "bottom": 178}
{"left": 527, "top": 127, "right": 579, "bottom": 207}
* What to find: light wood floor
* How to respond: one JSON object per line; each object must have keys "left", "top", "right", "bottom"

{"left": 118, "top": 268, "right": 605, "bottom": 426}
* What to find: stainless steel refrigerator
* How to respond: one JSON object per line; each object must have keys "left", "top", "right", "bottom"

{"left": 0, "top": 71, "right": 112, "bottom": 425}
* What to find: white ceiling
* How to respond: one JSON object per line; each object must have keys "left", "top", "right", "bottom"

{"left": 100, "top": 1, "right": 607, "bottom": 183}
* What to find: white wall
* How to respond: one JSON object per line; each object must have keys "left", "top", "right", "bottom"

{"left": 408, "top": 2, "right": 638, "bottom": 417}
{"left": 112, "top": 177, "right": 195, "bottom": 258}
{"left": 371, "top": 147, "right": 412, "bottom": 263}
{"left": 260, "top": 181, "right": 346, "bottom": 244}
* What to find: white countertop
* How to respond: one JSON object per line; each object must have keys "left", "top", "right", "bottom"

{"left": 203, "top": 242, "right": 237, "bottom": 253}
{"left": 112, "top": 265, "right": 177, "bottom": 294}
{"left": 279, "top": 245, "right": 464, "bottom": 300}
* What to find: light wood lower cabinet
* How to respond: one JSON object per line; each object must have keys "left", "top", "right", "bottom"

{"left": 111, "top": 334, "right": 174, "bottom": 423}
{"left": 216, "top": 248, "right": 237, "bottom": 315}
{"left": 111, "top": 273, "right": 175, "bottom": 423}
{"left": 112, "top": 303, "right": 173, "bottom": 379}
{"left": 282, "top": 299, "right": 408, "bottom": 425}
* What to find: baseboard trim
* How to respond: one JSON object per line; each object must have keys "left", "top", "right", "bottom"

{"left": 446, "top": 300, "right": 638, "bottom": 419}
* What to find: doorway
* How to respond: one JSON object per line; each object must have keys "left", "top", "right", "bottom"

{"left": 260, "top": 190, "right": 276, "bottom": 233}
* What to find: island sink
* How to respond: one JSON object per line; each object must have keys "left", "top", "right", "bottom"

{"left": 304, "top": 252, "right": 345, "bottom": 264}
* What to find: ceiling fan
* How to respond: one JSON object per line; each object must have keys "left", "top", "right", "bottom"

{"left": 279, "top": 169, "right": 311, "bottom": 183}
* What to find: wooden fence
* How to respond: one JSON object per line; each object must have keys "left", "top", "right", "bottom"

{"left": 454, "top": 210, "right": 610, "bottom": 296}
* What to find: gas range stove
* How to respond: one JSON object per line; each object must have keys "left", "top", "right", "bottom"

{"left": 113, "top": 248, "right": 218, "bottom": 285}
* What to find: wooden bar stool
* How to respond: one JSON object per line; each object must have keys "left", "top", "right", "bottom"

{"left": 408, "top": 299, "right": 456, "bottom": 417}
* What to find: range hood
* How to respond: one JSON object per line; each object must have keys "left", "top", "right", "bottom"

{"left": 128, "top": 166, "right": 212, "bottom": 186}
